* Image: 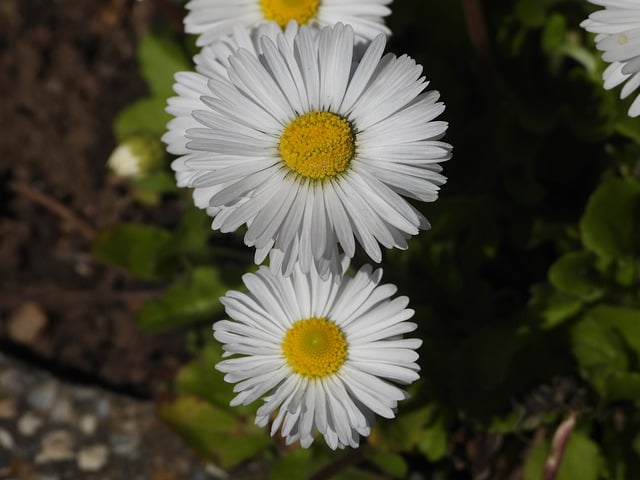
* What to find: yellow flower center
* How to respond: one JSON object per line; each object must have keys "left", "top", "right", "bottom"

{"left": 260, "top": 0, "right": 320, "bottom": 27}
{"left": 281, "top": 317, "right": 347, "bottom": 377}
{"left": 279, "top": 111, "right": 355, "bottom": 180}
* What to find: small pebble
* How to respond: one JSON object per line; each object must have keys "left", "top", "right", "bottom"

{"left": 27, "top": 380, "right": 59, "bottom": 412}
{"left": 0, "top": 428, "right": 15, "bottom": 450}
{"left": 35, "top": 429, "right": 75, "bottom": 463}
{"left": 95, "top": 398, "right": 111, "bottom": 418}
{"left": 7, "top": 301, "right": 48, "bottom": 345}
{"left": 50, "top": 396, "right": 74, "bottom": 424}
{"left": 110, "top": 432, "right": 139, "bottom": 457}
{"left": 0, "top": 397, "right": 17, "bottom": 419}
{"left": 18, "top": 411, "right": 44, "bottom": 436}
{"left": 0, "top": 369, "right": 22, "bottom": 395}
{"left": 77, "top": 444, "right": 108, "bottom": 472}
{"left": 79, "top": 414, "right": 98, "bottom": 435}
{"left": 205, "top": 463, "right": 229, "bottom": 479}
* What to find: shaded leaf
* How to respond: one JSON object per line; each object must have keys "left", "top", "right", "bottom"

{"left": 160, "top": 395, "right": 270, "bottom": 469}
{"left": 548, "top": 251, "right": 603, "bottom": 301}
{"left": 137, "top": 267, "right": 226, "bottom": 331}
{"left": 580, "top": 177, "right": 640, "bottom": 261}
{"left": 92, "top": 223, "right": 173, "bottom": 280}
{"left": 138, "top": 32, "right": 190, "bottom": 98}
{"left": 114, "top": 97, "right": 171, "bottom": 140}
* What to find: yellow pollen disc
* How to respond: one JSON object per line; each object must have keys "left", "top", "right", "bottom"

{"left": 279, "top": 111, "right": 355, "bottom": 180}
{"left": 260, "top": 0, "right": 320, "bottom": 28}
{"left": 281, "top": 317, "right": 347, "bottom": 378}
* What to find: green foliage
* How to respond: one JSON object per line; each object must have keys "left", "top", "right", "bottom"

{"left": 581, "top": 177, "right": 640, "bottom": 261}
{"left": 159, "top": 395, "right": 270, "bottom": 469}
{"left": 137, "top": 267, "right": 226, "bottom": 331}
{"left": 115, "top": 31, "right": 189, "bottom": 139}
{"left": 92, "top": 224, "right": 173, "bottom": 280}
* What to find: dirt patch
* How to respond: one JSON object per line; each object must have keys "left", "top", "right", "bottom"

{"left": 0, "top": 0, "right": 191, "bottom": 396}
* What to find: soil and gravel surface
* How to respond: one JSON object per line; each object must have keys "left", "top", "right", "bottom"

{"left": 0, "top": 1, "right": 221, "bottom": 477}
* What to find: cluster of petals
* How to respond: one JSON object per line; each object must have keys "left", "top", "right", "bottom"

{"left": 582, "top": 0, "right": 640, "bottom": 117}
{"left": 214, "top": 256, "right": 421, "bottom": 448}
{"left": 164, "top": 21, "right": 451, "bottom": 277}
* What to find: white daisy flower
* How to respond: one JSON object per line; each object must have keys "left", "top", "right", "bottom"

{"left": 214, "top": 256, "right": 421, "bottom": 449}
{"left": 164, "top": 22, "right": 451, "bottom": 277}
{"left": 184, "top": 0, "right": 392, "bottom": 47}
{"left": 581, "top": 0, "right": 640, "bottom": 117}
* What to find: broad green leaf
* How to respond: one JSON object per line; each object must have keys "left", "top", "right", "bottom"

{"left": 92, "top": 223, "right": 173, "bottom": 280}
{"left": 137, "top": 267, "right": 227, "bottom": 331}
{"left": 529, "top": 284, "right": 583, "bottom": 329}
{"left": 417, "top": 414, "right": 448, "bottom": 462}
{"left": 138, "top": 33, "right": 190, "bottom": 98}
{"left": 605, "top": 371, "right": 640, "bottom": 403}
{"left": 175, "top": 343, "right": 257, "bottom": 416}
{"left": 365, "top": 451, "right": 407, "bottom": 479}
{"left": 133, "top": 170, "right": 178, "bottom": 194}
{"left": 580, "top": 177, "right": 640, "bottom": 261}
{"left": 556, "top": 432, "right": 602, "bottom": 480}
{"left": 570, "top": 315, "right": 628, "bottom": 394}
{"left": 586, "top": 305, "right": 640, "bottom": 359}
{"left": 160, "top": 395, "right": 270, "bottom": 469}
{"left": 522, "top": 438, "right": 549, "bottom": 480}
{"left": 523, "top": 432, "right": 602, "bottom": 480}
{"left": 269, "top": 448, "right": 312, "bottom": 480}
{"left": 548, "top": 251, "right": 603, "bottom": 301}
{"left": 114, "top": 97, "right": 171, "bottom": 140}
{"left": 369, "top": 406, "right": 432, "bottom": 452}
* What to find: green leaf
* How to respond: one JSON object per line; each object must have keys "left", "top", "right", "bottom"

{"left": 114, "top": 97, "right": 171, "bottom": 140}
{"left": 160, "top": 395, "right": 270, "bottom": 469}
{"left": 587, "top": 305, "right": 640, "bottom": 359}
{"left": 369, "top": 406, "right": 432, "bottom": 452}
{"left": 529, "top": 284, "right": 583, "bottom": 329}
{"left": 92, "top": 223, "right": 173, "bottom": 280}
{"left": 548, "top": 251, "right": 603, "bottom": 301}
{"left": 522, "top": 438, "right": 549, "bottom": 480}
{"left": 138, "top": 32, "right": 190, "bottom": 98}
{"left": 523, "top": 432, "right": 602, "bottom": 480}
{"left": 570, "top": 315, "right": 628, "bottom": 394}
{"left": 605, "top": 371, "right": 640, "bottom": 403}
{"left": 137, "top": 267, "right": 227, "bottom": 331}
{"left": 557, "top": 432, "right": 602, "bottom": 480}
{"left": 175, "top": 343, "right": 258, "bottom": 416}
{"left": 269, "top": 449, "right": 312, "bottom": 480}
{"left": 133, "top": 170, "right": 179, "bottom": 194}
{"left": 580, "top": 177, "right": 640, "bottom": 261}
{"left": 365, "top": 451, "right": 408, "bottom": 479}
{"left": 417, "top": 414, "right": 448, "bottom": 462}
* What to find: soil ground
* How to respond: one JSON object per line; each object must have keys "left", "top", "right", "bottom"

{"left": 0, "top": 0, "right": 190, "bottom": 396}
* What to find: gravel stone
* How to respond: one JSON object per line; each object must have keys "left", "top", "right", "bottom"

{"left": 18, "top": 411, "right": 44, "bottom": 436}
{"left": 0, "top": 428, "right": 15, "bottom": 450}
{"left": 35, "top": 429, "right": 75, "bottom": 463}
{"left": 78, "top": 414, "right": 98, "bottom": 435}
{"left": 77, "top": 444, "right": 108, "bottom": 471}
{"left": 27, "top": 380, "right": 60, "bottom": 412}
{"left": 0, "top": 397, "right": 17, "bottom": 419}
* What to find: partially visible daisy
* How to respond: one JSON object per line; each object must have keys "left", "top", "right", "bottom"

{"left": 214, "top": 255, "right": 421, "bottom": 449}
{"left": 165, "top": 22, "right": 451, "bottom": 277}
{"left": 184, "top": 0, "right": 392, "bottom": 47}
{"left": 581, "top": 0, "right": 640, "bottom": 117}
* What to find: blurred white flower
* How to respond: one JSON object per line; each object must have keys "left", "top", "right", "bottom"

{"left": 107, "top": 133, "right": 163, "bottom": 179}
